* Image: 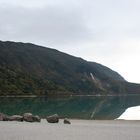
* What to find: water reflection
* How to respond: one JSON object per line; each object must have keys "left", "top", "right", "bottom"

{"left": 0, "top": 96, "right": 140, "bottom": 119}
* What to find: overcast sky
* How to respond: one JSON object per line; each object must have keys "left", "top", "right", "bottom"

{"left": 0, "top": 0, "right": 140, "bottom": 83}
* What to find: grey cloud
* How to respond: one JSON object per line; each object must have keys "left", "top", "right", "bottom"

{"left": 1, "top": 0, "right": 140, "bottom": 48}
{"left": 0, "top": 3, "right": 94, "bottom": 47}
{"left": 0, "top": 0, "right": 140, "bottom": 82}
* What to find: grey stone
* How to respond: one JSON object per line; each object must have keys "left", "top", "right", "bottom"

{"left": 23, "top": 113, "right": 34, "bottom": 122}
{"left": 23, "top": 113, "right": 41, "bottom": 122}
{"left": 32, "top": 115, "right": 41, "bottom": 122}
{"left": 46, "top": 114, "right": 59, "bottom": 123}
{"left": 64, "top": 118, "right": 71, "bottom": 124}
{"left": 8, "top": 115, "right": 23, "bottom": 122}
{"left": 0, "top": 113, "right": 8, "bottom": 121}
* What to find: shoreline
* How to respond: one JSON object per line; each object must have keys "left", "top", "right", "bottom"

{"left": 0, "top": 94, "right": 140, "bottom": 98}
{"left": 0, "top": 119, "right": 140, "bottom": 140}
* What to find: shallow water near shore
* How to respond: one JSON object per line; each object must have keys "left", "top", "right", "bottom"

{"left": 0, "top": 95, "right": 140, "bottom": 119}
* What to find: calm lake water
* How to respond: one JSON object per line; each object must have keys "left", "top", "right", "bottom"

{"left": 0, "top": 95, "right": 140, "bottom": 119}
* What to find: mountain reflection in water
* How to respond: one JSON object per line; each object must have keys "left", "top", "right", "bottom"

{"left": 0, "top": 95, "right": 140, "bottom": 120}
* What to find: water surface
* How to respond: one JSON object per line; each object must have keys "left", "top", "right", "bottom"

{"left": 0, "top": 95, "right": 140, "bottom": 119}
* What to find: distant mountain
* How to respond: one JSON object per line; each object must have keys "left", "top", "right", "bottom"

{"left": 0, "top": 40, "right": 140, "bottom": 96}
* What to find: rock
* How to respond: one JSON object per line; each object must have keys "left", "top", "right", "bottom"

{"left": 23, "top": 113, "right": 34, "bottom": 122}
{"left": 64, "top": 118, "right": 71, "bottom": 124}
{"left": 3, "top": 116, "right": 9, "bottom": 121}
{"left": 23, "top": 113, "right": 41, "bottom": 122}
{"left": 0, "top": 113, "right": 8, "bottom": 121}
{"left": 32, "top": 115, "right": 41, "bottom": 122}
{"left": 46, "top": 114, "right": 59, "bottom": 123}
{"left": 0, "top": 113, "right": 5, "bottom": 121}
{"left": 8, "top": 115, "right": 23, "bottom": 122}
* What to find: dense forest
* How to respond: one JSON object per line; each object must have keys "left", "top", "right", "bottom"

{"left": 0, "top": 40, "right": 140, "bottom": 96}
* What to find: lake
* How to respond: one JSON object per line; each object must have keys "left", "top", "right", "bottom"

{"left": 0, "top": 95, "right": 140, "bottom": 119}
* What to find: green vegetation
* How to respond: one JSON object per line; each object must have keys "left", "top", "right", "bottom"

{"left": 0, "top": 40, "right": 139, "bottom": 96}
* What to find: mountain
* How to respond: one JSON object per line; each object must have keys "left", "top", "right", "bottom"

{"left": 0, "top": 40, "right": 140, "bottom": 96}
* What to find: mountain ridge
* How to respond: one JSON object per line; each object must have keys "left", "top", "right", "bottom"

{"left": 0, "top": 40, "right": 139, "bottom": 96}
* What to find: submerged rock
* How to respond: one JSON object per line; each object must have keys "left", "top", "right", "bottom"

{"left": 46, "top": 114, "right": 59, "bottom": 123}
{"left": 64, "top": 118, "right": 71, "bottom": 124}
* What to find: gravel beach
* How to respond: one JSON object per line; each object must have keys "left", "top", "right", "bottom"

{"left": 0, "top": 119, "right": 140, "bottom": 140}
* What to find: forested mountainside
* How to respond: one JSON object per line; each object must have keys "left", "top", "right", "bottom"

{"left": 0, "top": 40, "right": 139, "bottom": 96}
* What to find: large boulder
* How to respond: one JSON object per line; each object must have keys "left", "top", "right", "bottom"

{"left": 46, "top": 114, "right": 59, "bottom": 123}
{"left": 23, "top": 113, "right": 33, "bottom": 122}
{"left": 64, "top": 118, "right": 71, "bottom": 124}
{"left": 23, "top": 113, "right": 41, "bottom": 122}
{"left": 8, "top": 115, "right": 23, "bottom": 122}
